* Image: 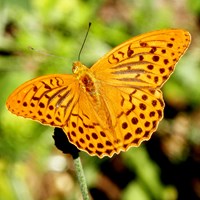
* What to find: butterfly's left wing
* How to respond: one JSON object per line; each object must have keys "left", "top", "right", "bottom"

{"left": 6, "top": 74, "right": 79, "bottom": 127}
{"left": 91, "top": 29, "right": 191, "bottom": 89}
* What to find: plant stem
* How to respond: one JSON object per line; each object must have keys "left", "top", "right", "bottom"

{"left": 74, "top": 157, "right": 90, "bottom": 200}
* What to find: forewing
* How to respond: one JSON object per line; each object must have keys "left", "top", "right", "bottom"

{"left": 6, "top": 74, "right": 79, "bottom": 127}
{"left": 91, "top": 29, "right": 191, "bottom": 88}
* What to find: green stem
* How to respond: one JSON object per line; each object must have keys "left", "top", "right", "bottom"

{"left": 74, "top": 157, "right": 90, "bottom": 200}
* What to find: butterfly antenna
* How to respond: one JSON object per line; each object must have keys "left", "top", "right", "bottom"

{"left": 78, "top": 22, "right": 92, "bottom": 61}
{"left": 28, "top": 46, "right": 66, "bottom": 60}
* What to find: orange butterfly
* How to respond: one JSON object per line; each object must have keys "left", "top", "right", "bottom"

{"left": 6, "top": 29, "right": 191, "bottom": 158}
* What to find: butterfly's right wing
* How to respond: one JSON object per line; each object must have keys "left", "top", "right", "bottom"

{"left": 91, "top": 29, "right": 191, "bottom": 89}
{"left": 6, "top": 74, "right": 79, "bottom": 127}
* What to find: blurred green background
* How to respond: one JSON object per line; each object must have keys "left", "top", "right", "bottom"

{"left": 1, "top": 0, "right": 200, "bottom": 199}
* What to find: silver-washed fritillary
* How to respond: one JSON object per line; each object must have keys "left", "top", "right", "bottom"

{"left": 6, "top": 29, "right": 191, "bottom": 158}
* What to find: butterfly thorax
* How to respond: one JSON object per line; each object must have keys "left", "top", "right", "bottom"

{"left": 73, "top": 61, "right": 113, "bottom": 129}
{"left": 73, "top": 61, "right": 97, "bottom": 95}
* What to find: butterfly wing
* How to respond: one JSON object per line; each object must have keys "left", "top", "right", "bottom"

{"left": 61, "top": 80, "right": 164, "bottom": 158}
{"left": 6, "top": 74, "right": 79, "bottom": 127}
{"left": 91, "top": 29, "right": 191, "bottom": 88}
{"left": 76, "top": 29, "right": 190, "bottom": 157}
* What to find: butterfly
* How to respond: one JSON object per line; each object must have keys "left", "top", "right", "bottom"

{"left": 6, "top": 29, "right": 191, "bottom": 158}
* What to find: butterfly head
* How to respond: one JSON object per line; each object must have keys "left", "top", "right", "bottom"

{"left": 72, "top": 61, "right": 89, "bottom": 76}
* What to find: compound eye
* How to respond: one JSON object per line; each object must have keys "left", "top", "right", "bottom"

{"left": 72, "top": 61, "right": 80, "bottom": 74}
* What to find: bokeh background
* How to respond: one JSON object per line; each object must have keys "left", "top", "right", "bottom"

{"left": 1, "top": 0, "right": 200, "bottom": 199}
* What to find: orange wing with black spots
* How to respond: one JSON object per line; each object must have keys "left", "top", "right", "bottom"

{"left": 6, "top": 29, "right": 191, "bottom": 158}
{"left": 62, "top": 83, "right": 165, "bottom": 158}
{"left": 6, "top": 75, "right": 79, "bottom": 127}
{"left": 91, "top": 29, "right": 190, "bottom": 88}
